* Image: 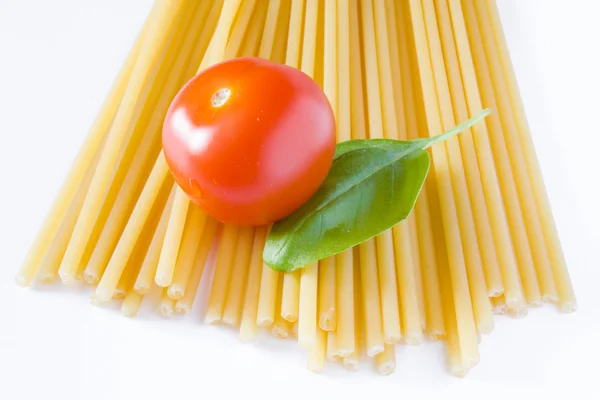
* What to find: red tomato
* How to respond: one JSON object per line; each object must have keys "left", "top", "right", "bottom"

{"left": 162, "top": 57, "right": 336, "bottom": 226}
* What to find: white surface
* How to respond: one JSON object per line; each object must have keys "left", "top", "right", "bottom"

{"left": 1, "top": 0, "right": 599, "bottom": 398}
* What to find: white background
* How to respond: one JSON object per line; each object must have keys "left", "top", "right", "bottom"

{"left": 1, "top": 0, "right": 599, "bottom": 398}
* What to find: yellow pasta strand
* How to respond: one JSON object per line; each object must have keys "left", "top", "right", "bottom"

{"left": 272, "top": 275, "right": 292, "bottom": 338}
{"left": 491, "top": 295, "right": 508, "bottom": 315}
{"left": 472, "top": 0, "right": 558, "bottom": 302}
{"left": 256, "top": 261, "right": 279, "bottom": 327}
{"left": 83, "top": 133, "right": 161, "bottom": 285}
{"left": 323, "top": 0, "right": 338, "bottom": 126}
{"left": 298, "top": 262, "right": 319, "bottom": 349}
{"left": 167, "top": 205, "right": 207, "bottom": 299}
{"left": 374, "top": 0, "right": 420, "bottom": 345}
{"left": 484, "top": 0, "right": 575, "bottom": 311}
{"left": 445, "top": 0, "right": 525, "bottom": 310}
{"left": 270, "top": 0, "right": 293, "bottom": 64}
{"left": 333, "top": 0, "right": 356, "bottom": 356}
{"left": 258, "top": 0, "right": 283, "bottom": 59}
{"left": 313, "top": 0, "right": 326, "bottom": 88}
{"left": 359, "top": 0, "right": 383, "bottom": 137}
{"left": 434, "top": 0, "right": 505, "bottom": 297}
{"left": 291, "top": 322, "right": 299, "bottom": 339}
{"left": 460, "top": 0, "right": 542, "bottom": 305}
{"left": 375, "top": 344, "right": 396, "bottom": 375}
{"left": 272, "top": 315, "right": 292, "bottom": 339}
{"left": 122, "top": 291, "right": 144, "bottom": 318}
{"left": 316, "top": 0, "right": 338, "bottom": 334}
{"left": 84, "top": 1, "right": 210, "bottom": 285}
{"left": 224, "top": 0, "right": 257, "bottom": 59}
{"left": 205, "top": 224, "right": 240, "bottom": 324}
{"left": 159, "top": 287, "right": 175, "bottom": 317}
{"left": 15, "top": 12, "right": 150, "bottom": 287}
{"left": 114, "top": 264, "right": 138, "bottom": 300}
{"left": 335, "top": 249, "right": 355, "bottom": 357}
{"left": 326, "top": 331, "right": 341, "bottom": 363}
{"left": 422, "top": 0, "right": 494, "bottom": 334}
{"left": 392, "top": 224, "right": 424, "bottom": 344}
{"left": 35, "top": 135, "right": 105, "bottom": 283}
{"left": 205, "top": 0, "right": 243, "bottom": 66}
{"left": 239, "top": 226, "right": 269, "bottom": 341}
{"left": 318, "top": 257, "right": 336, "bottom": 332}
{"left": 287, "top": 0, "right": 308, "bottom": 68}
{"left": 155, "top": 190, "right": 191, "bottom": 288}
{"left": 343, "top": 247, "right": 363, "bottom": 371}
{"left": 394, "top": 0, "right": 445, "bottom": 340}
{"left": 295, "top": 0, "right": 320, "bottom": 350}
{"left": 406, "top": 0, "right": 479, "bottom": 367}
{"left": 278, "top": 271, "right": 299, "bottom": 325}
{"left": 95, "top": 0, "right": 236, "bottom": 302}
{"left": 358, "top": 239, "right": 384, "bottom": 357}
{"left": 277, "top": 0, "right": 306, "bottom": 326}
{"left": 96, "top": 159, "right": 172, "bottom": 302}
{"left": 116, "top": 182, "right": 172, "bottom": 301}
{"left": 59, "top": 0, "right": 188, "bottom": 283}
{"left": 300, "top": 0, "right": 319, "bottom": 77}
{"left": 281, "top": 270, "right": 300, "bottom": 323}
{"left": 174, "top": 219, "right": 219, "bottom": 315}
{"left": 238, "top": 0, "right": 268, "bottom": 56}
{"left": 435, "top": 208, "right": 470, "bottom": 377}
{"left": 307, "top": 326, "right": 327, "bottom": 373}
{"left": 222, "top": 226, "right": 255, "bottom": 326}
{"left": 134, "top": 187, "right": 175, "bottom": 294}
{"left": 377, "top": 230, "right": 403, "bottom": 344}
{"left": 349, "top": 0, "right": 367, "bottom": 141}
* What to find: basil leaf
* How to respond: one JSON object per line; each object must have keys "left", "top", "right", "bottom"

{"left": 263, "top": 109, "right": 491, "bottom": 272}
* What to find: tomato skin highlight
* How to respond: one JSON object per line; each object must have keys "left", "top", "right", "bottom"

{"left": 162, "top": 57, "right": 336, "bottom": 226}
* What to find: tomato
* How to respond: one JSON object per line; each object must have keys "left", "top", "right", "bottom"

{"left": 162, "top": 57, "right": 336, "bottom": 226}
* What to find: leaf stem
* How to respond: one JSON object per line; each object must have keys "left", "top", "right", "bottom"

{"left": 422, "top": 109, "right": 492, "bottom": 149}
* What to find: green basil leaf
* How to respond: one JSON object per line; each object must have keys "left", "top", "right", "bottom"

{"left": 263, "top": 109, "right": 491, "bottom": 272}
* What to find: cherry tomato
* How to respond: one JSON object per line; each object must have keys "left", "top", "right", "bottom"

{"left": 162, "top": 57, "right": 336, "bottom": 226}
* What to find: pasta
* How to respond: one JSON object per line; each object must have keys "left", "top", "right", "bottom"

{"left": 175, "top": 218, "right": 220, "bottom": 315}
{"left": 333, "top": 0, "right": 356, "bottom": 358}
{"left": 272, "top": 275, "right": 293, "bottom": 338}
{"left": 167, "top": 205, "right": 207, "bottom": 299}
{"left": 343, "top": 247, "right": 363, "bottom": 371}
{"left": 408, "top": 0, "right": 481, "bottom": 367}
{"left": 482, "top": 0, "right": 575, "bottom": 312}
{"left": 18, "top": 0, "right": 576, "bottom": 378}
{"left": 239, "top": 226, "right": 268, "bottom": 341}
{"left": 205, "top": 224, "right": 240, "bottom": 324}
{"left": 445, "top": 0, "right": 525, "bottom": 312}
{"left": 59, "top": 0, "right": 189, "bottom": 284}
{"left": 159, "top": 287, "right": 176, "bottom": 317}
{"left": 296, "top": 0, "right": 320, "bottom": 350}
{"left": 134, "top": 188, "right": 175, "bottom": 294}
{"left": 461, "top": 0, "right": 542, "bottom": 306}
{"left": 222, "top": 226, "right": 255, "bottom": 326}
{"left": 14, "top": 16, "right": 151, "bottom": 288}
{"left": 395, "top": 0, "right": 445, "bottom": 340}
{"left": 278, "top": 0, "right": 301, "bottom": 325}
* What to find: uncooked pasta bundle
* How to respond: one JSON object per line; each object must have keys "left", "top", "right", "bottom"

{"left": 17, "top": 0, "right": 575, "bottom": 377}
